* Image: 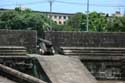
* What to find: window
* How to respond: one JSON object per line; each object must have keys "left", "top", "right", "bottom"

{"left": 54, "top": 15, "right": 57, "bottom": 19}
{"left": 63, "top": 16, "right": 66, "bottom": 19}
{"left": 59, "top": 16, "right": 62, "bottom": 19}
{"left": 59, "top": 21, "right": 62, "bottom": 24}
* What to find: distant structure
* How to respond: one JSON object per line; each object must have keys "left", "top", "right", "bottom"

{"left": 112, "top": 11, "right": 123, "bottom": 17}
{"left": 99, "top": 13, "right": 109, "bottom": 17}
{"left": 42, "top": 12, "right": 74, "bottom": 25}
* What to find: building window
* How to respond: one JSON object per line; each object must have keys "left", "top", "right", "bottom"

{"left": 59, "top": 21, "right": 62, "bottom": 24}
{"left": 63, "top": 16, "right": 66, "bottom": 19}
{"left": 59, "top": 16, "right": 62, "bottom": 19}
{"left": 54, "top": 15, "right": 57, "bottom": 19}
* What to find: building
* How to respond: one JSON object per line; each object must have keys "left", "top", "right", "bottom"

{"left": 42, "top": 12, "right": 74, "bottom": 25}
{"left": 112, "top": 11, "right": 123, "bottom": 17}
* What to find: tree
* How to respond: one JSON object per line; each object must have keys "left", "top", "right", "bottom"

{"left": 65, "top": 12, "right": 109, "bottom": 32}
{"left": 107, "top": 16, "right": 125, "bottom": 32}
{"left": 66, "top": 12, "right": 86, "bottom": 31}
{"left": 89, "top": 12, "right": 108, "bottom": 32}
{"left": 0, "top": 7, "right": 57, "bottom": 37}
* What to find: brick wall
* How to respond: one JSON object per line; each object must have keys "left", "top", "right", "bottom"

{"left": 0, "top": 30, "right": 37, "bottom": 53}
{"left": 45, "top": 31, "right": 125, "bottom": 47}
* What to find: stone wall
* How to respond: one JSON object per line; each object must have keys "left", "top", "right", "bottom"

{"left": 45, "top": 31, "right": 125, "bottom": 80}
{"left": 45, "top": 31, "right": 125, "bottom": 47}
{"left": 0, "top": 30, "right": 37, "bottom": 53}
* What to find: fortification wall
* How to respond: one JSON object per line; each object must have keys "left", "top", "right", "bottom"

{"left": 45, "top": 31, "right": 125, "bottom": 47}
{"left": 0, "top": 30, "right": 37, "bottom": 53}
{"left": 45, "top": 31, "right": 125, "bottom": 80}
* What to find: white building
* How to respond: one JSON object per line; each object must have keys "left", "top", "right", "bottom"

{"left": 112, "top": 11, "right": 123, "bottom": 17}
{"left": 42, "top": 12, "right": 74, "bottom": 25}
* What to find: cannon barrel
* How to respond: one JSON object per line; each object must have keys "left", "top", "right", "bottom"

{"left": 38, "top": 38, "right": 52, "bottom": 46}
{"left": 0, "top": 64, "right": 47, "bottom": 83}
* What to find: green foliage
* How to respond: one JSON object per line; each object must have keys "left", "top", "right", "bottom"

{"left": 0, "top": 7, "right": 56, "bottom": 37}
{"left": 65, "top": 12, "right": 109, "bottom": 32}
{"left": 1, "top": 8, "right": 125, "bottom": 33}
{"left": 107, "top": 16, "right": 125, "bottom": 32}
{"left": 89, "top": 12, "right": 108, "bottom": 32}
{"left": 66, "top": 12, "right": 86, "bottom": 31}
{"left": 65, "top": 12, "right": 125, "bottom": 32}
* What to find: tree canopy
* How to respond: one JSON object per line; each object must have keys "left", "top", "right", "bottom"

{"left": 106, "top": 16, "right": 125, "bottom": 32}
{"left": 65, "top": 12, "right": 109, "bottom": 32}
{"left": 64, "top": 12, "right": 125, "bottom": 32}
{"left": 0, "top": 7, "right": 57, "bottom": 37}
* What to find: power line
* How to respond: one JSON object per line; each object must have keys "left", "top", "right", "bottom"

{"left": 0, "top": 1, "right": 47, "bottom": 7}
{"left": 48, "top": 0, "right": 54, "bottom": 29}
{"left": 86, "top": 0, "right": 89, "bottom": 32}
{"left": 55, "top": 1, "right": 83, "bottom": 5}
{"left": 22, "top": 1, "right": 47, "bottom": 5}
{"left": 55, "top": 1, "right": 125, "bottom": 8}
{"left": 0, "top": 1, "right": 125, "bottom": 8}
{"left": 88, "top": 4, "right": 125, "bottom": 8}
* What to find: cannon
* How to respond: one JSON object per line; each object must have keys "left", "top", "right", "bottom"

{"left": 37, "top": 38, "right": 55, "bottom": 55}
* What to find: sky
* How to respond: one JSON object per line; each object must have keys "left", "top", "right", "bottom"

{"left": 0, "top": 0, "right": 125, "bottom": 15}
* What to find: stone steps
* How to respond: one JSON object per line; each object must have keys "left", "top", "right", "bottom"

{"left": 64, "top": 53, "right": 125, "bottom": 56}
{"left": 0, "top": 46, "right": 26, "bottom": 49}
{"left": 61, "top": 47, "right": 125, "bottom": 80}
{"left": 121, "top": 59, "right": 125, "bottom": 80}
{"left": 61, "top": 47, "right": 125, "bottom": 56}
{"left": 0, "top": 46, "right": 27, "bottom": 56}
{"left": 63, "top": 50, "right": 125, "bottom": 53}
{"left": 61, "top": 47, "right": 125, "bottom": 50}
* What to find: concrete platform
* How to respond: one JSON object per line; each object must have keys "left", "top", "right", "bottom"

{"left": 36, "top": 55, "right": 97, "bottom": 83}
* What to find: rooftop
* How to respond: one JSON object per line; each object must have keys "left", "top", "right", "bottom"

{"left": 35, "top": 11, "right": 75, "bottom": 15}
{"left": 0, "top": 8, "right": 75, "bottom": 16}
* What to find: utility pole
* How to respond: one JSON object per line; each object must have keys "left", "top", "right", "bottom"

{"left": 48, "top": 0, "right": 54, "bottom": 30}
{"left": 15, "top": 0, "right": 20, "bottom": 8}
{"left": 16, "top": 0, "right": 18, "bottom": 7}
{"left": 124, "top": 8, "right": 125, "bottom": 15}
{"left": 86, "top": 0, "right": 89, "bottom": 32}
{"left": 49, "top": 0, "right": 53, "bottom": 18}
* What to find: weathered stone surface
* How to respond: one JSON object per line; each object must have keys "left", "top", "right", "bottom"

{"left": 0, "top": 30, "right": 37, "bottom": 53}
{"left": 45, "top": 31, "right": 125, "bottom": 80}
{"left": 36, "top": 55, "right": 97, "bottom": 83}
{"left": 45, "top": 31, "right": 125, "bottom": 47}
{"left": 0, "top": 76, "right": 17, "bottom": 83}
